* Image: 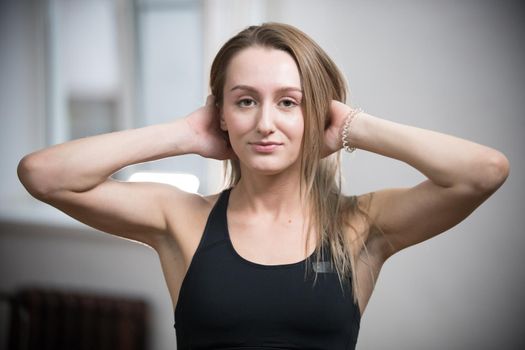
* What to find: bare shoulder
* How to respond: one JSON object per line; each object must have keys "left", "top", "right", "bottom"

{"left": 154, "top": 190, "right": 222, "bottom": 307}
{"left": 341, "top": 192, "right": 388, "bottom": 314}
{"left": 341, "top": 192, "right": 389, "bottom": 262}
{"left": 339, "top": 194, "right": 370, "bottom": 254}
{"left": 159, "top": 190, "right": 222, "bottom": 257}
{"left": 351, "top": 191, "right": 397, "bottom": 264}
{"left": 163, "top": 190, "right": 221, "bottom": 239}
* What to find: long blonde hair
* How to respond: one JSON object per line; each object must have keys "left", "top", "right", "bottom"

{"left": 210, "top": 23, "right": 375, "bottom": 303}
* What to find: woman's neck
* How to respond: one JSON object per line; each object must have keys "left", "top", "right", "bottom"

{"left": 229, "top": 168, "right": 307, "bottom": 221}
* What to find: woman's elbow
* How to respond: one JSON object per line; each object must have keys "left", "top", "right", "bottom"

{"left": 17, "top": 154, "right": 55, "bottom": 200}
{"left": 473, "top": 150, "right": 510, "bottom": 194}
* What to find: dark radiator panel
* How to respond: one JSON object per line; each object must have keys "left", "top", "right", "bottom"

{"left": 7, "top": 288, "right": 149, "bottom": 350}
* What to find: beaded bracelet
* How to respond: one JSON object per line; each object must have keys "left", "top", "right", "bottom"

{"left": 341, "top": 107, "right": 362, "bottom": 153}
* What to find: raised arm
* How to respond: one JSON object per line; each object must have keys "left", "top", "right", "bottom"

{"left": 17, "top": 96, "right": 231, "bottom": 248}
{"left": 326, "top": 101, "right": 510, "bottom": 260}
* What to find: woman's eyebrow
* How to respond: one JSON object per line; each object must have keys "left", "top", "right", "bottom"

{"left": 229, "top": 85, "right": 303, "bottom": 94}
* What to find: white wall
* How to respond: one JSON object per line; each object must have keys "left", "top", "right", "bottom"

{"left": 1, "top": 0, "right": 524, "bottom": 349}
{"left": 0, "top": 0, "right": 45, "bottom": 207}
{"left": 0, "top": 1, "right": 175, "bottom": 349}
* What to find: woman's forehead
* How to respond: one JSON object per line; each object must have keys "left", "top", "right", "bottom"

{"left": 224, "top": 47, "right": 301, "bottom": 91}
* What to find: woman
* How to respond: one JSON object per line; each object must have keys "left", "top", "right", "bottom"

{"left": 17, "top": 23, "right": 509, "bottom": 349}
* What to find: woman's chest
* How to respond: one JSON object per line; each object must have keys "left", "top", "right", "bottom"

{"left": 176, "top": 252, "right": 360, "bottom": 341}
{"left": 227, "top": 217, "right": 315, "bottom": 266}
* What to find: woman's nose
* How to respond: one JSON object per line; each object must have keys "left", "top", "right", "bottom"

{"left": 256, "top": 104, "right": 276, "bottom": 135}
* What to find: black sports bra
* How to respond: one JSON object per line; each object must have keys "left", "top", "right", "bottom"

{"left": 174, "top": 188, "right": 360, "bottom": 349}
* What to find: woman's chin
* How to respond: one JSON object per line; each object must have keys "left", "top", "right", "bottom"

{"left": 243, "top": 160, "right": 300, "bottom": 176}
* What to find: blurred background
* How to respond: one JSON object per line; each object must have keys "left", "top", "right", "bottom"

{"left": 0, "top": 0, "right": 523, "bottom": 349}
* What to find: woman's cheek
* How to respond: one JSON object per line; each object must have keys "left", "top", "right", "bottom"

{"left": 231, "top": 112, "right": 257, "bottom": 133}
{"left": 281, "top": 112, "right": 304, "bottom": 135}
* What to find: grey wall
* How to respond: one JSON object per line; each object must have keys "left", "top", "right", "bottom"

{"left": 1, "top": 0, "right": 524, "bottom": 349}
{"left": 266, "top": 1, "right": 525, "bottom": 349}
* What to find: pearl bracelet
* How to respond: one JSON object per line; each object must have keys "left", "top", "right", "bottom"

{"left": 341, "top": 107, "right": 362, "bottom": 153}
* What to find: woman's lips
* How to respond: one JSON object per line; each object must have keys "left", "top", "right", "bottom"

{"left": 251, "top": 142, "right": 282, "bottom": 153}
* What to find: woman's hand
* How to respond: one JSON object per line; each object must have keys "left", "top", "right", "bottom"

{"left": 322, "top": 100, "right": 353, "bottom": 157}
{"left": 185, "top": 95, "right": 235, "bottom": 160}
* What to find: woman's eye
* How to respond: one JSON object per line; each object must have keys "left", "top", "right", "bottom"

{"left": 237, "top": 99, "right": 256, "bottom": 107}
{"left": 279, "top": 99, "right": 297, "bottom": 108}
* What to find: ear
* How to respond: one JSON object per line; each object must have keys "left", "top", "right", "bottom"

{"left": 219, "top": 107, "right": 228, "bottom": 131}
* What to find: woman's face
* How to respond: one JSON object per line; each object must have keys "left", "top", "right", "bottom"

{"left": 221, "top": 46, "right": 304, "bottom": 176}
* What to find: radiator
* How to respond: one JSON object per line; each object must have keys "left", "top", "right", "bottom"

{"left": 7, "top": 288, "right": 149, "bottom": 350}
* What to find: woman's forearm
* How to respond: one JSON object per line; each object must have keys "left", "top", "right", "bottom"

{"left": 347, "top": 112, "right": 510, "bottom": 192}
{"left": 18, "top": 118, "right": 195, "bottom": 197}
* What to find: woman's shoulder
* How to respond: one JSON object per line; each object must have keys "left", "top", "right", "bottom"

{"left": 159, "top": 189, "right": 225, "bottom": 251}
{"left": 339, "top": 192, "right": 379, "bottom": 245}
{"left": 198, "top": 189, "right": 230, "bottom": 215}
{"left": 339, "top": 192, "right": 374, "bottom": 216}
{"left": 166, "top": 188, "right": 226, "bottom": 225}
{"left": 202, "top": 191, "right": 222, "bottom": 207}
{"left": 164, "top": 187, "right": 223, "bottom": 208}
